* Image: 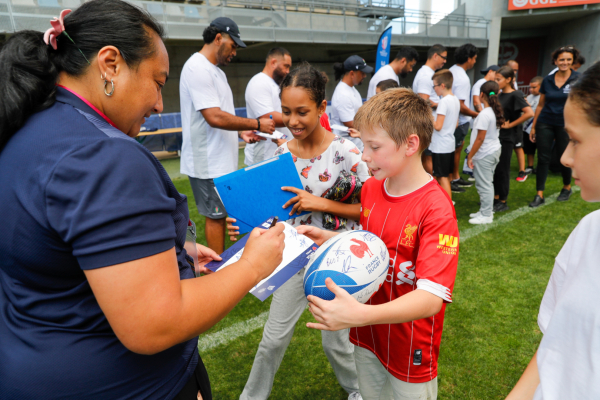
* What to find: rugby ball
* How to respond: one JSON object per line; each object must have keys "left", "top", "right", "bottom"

{"left": 304, "top": 230, "right": 389, "bottom": 304}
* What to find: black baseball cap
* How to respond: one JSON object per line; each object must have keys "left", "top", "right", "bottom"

{"left": 209, "top": 17, "right": 247, "bottom": 48}
{"left": 343, "top": 55, "right": 374, "bottom": 73}
{"left": 480, "top": 65, "right": 499, "bottom": 75}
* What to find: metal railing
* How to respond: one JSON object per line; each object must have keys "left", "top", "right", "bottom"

{"left": 0, "top": 0, "right": 488, "bottom": 44}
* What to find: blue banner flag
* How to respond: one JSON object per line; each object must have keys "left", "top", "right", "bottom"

{"left": 375, "top": 26, "right": 393, "bottom": 73}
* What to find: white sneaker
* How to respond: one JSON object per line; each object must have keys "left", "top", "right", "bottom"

{"left": 348, "top": 392, "right": 363, "bottom": 400}
{"left": 468, "top": 176, "right": 476, "bottom": 181}
{"left": 469, "top": 215, "right": 493, "bottom": 225}
{"left": 469, "top": 211, "right": 481, "bottom": 218}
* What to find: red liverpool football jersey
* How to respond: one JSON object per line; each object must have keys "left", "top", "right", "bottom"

{"left": 350, "top": 177, "right": 459, "bottom": 383}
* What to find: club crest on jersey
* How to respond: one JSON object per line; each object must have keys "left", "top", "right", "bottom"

{"left": 400, "top": 224, "right": 417, "bottom": 248}
{"left": 438, "top": 234, "right": 458, "bottom": 255}
{"left": 363, "top": 208, "right": 370, "bottom": 218}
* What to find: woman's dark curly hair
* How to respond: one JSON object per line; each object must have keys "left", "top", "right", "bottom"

{"left": 551, "top": 45, "right": 580, "bottom": 65}
{"left": 280, "top": 61, "right": 328, "bottom": 106}
{"left": 480, "top": 81, "right": 505, "bottom": 128}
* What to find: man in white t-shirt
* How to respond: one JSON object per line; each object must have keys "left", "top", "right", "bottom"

{"left": 507, "top": 60, "right": 520, "bottom": 90}
{"left": 449, "top": 43, "right": 479, "bottom": 192}
{"left": 366, "top": 46, "right": 418, "bottom": 99}
{"left": 180, "top": 17, "right": 275, "bottom": 253}
{"left": 430, "top": 69, "right": 460, "bottom": 199}
{"left": 330, "top": 55, "right": 373, "bottom": 151}
{"left": 412, "top": 44, "right": 447, "bottom": 173}
{"left": 244, "top": 47, "right": 292, "bottom": 166}
{"left": 472, "top": 65, "right": 498, "bottom": 112}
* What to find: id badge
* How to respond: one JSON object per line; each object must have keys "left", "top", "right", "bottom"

{"left": 183, "top": 219, "right": 200, "bottom": 277}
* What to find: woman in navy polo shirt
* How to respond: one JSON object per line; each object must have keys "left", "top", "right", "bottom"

{"left": 0, "top": 1, "right": 284, "bottom": 399}
{"left": 528, "top": 46, "right": 581, "bottom": 208}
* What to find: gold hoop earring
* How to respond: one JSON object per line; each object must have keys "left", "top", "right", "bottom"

{"left": 104, "top": 79, "right": 115, "bottom": 97}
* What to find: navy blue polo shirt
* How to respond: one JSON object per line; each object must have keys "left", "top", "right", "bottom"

{"left": 538, "top": 69, "right": 580, "bottom": 127}
{"left": 0, "top": 87, "right": 198, "bottom": 399}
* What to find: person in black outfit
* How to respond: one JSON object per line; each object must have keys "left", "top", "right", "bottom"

{"left": 529, "top": 46, "right": 581, "bottom": 207}
{"left": 492, "top": 66, "right": 533, "bottom": 212}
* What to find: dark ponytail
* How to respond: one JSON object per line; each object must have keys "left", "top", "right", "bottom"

{"left": 0, "top": 0, "right": 165, "bottom": 152}
{"left": 333, "top": 62, "right": 347, "bottom": 81}
{"left": 280, "top": 62, "right": 328, "bottom": 106}
{"left": 480, "top": 81, "right": 505, "bottom": 128}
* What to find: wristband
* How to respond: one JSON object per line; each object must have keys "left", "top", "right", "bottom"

{"left": 256, "top": 118, "right": 260, "bottom": 131}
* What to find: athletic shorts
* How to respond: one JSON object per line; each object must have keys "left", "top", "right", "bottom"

{"left": 523, "top": 130, "right": 537, "bottom": 155}
{"left": 431, "top": 151, "right": 455, "bottom": 177}
{"left": 189, "top": 177, "right": 227, "bottom": 220}
{"left": 454, "top": 122, "right": 470, "bottom": 148}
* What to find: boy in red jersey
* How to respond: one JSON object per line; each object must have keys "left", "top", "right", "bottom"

{"left": 297, "top": 88, "right": 458, "bottom": 400}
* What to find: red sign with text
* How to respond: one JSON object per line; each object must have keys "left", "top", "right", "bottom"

{"left": 509, "top": 0, "right": 600, "bottom": 10}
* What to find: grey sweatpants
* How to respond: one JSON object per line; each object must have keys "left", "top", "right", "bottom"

{"left": 473, "top": 148, "right": 501, "bottom": 217}
{"left": 240, "top": 269, "right": 359, "bottom": 400}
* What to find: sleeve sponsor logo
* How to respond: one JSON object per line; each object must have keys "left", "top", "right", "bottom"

{"left": 438, "top": 234, "right": 458, "bottom": 255}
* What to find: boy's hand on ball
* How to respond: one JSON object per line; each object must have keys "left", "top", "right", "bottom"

{"left": 282, "top": 186, "right": 325, "bottom": 215}
{"left": 306, "top": 278, "right": 366, "bottom": 331}
{"left": 241, "top": 224, "right": 286, "bottom": 282}
{"left": 226, "top": 217, "right": 240, "bottom": 241}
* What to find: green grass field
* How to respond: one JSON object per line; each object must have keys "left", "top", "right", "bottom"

{"left": 164, "top": 145, "right": 599, "bottom": 399}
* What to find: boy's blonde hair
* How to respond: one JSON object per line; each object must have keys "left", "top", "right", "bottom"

{"left": 432, "top": 69, "right": 453, "bottom": 88}
{"left": 355, "top": 88, "right": 433, "bottom": 152}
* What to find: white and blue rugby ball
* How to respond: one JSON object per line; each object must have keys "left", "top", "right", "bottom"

{"left": 304, "top": 230, "right": 389, "bottom": 304}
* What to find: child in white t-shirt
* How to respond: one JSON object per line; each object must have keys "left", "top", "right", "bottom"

{"left": 431, "top": 69, "right": 460, "bottom": 199}
{"left": 523, "top": 76, "right": 542, "bottom": 174}
{"left": 506, "top": 61, "right": 600, "bottom": 400}
{"left": 466, "top": 81, "right": 503, "bottom": 224}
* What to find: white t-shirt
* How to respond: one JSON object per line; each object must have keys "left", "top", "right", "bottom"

{"left": 524, "top": 94, "right": 540, "bottom": 133}
{"left": 468, "top": 107, "right": 501, "bottom": 160}
{"left": 412, "top": 65, "right": 440, "bottom": 113}
{"left": 430, "top": 94, "right": 460, "bottom": 154}
{"left": 533, "top": 210, "right": 600, "bottom": 400}
{"left": 273, "top": 136, "right": 370, "bottom": 231}
{"left": 244, "top": 72, "right": 290, "bottom": 166}
{"left": 471, "top": 78, "right": 487, "bottom": 112}
{"left": 367, "top": 65, "right": 398, "bottom": 99}
{"left": 180, "top": 53, "right": 238, "bottom": 179}
{"left": 449, "top": 64, "right": 472, "bottom": 125}
{"left": 331, "top": 81, "right": 364, "bottom": 151}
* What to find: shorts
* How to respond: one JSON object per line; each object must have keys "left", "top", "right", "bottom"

{"left": 189, "top": 177, "right": 227, "bottom": 220}
{"left": 454, "top": 122, "right": 470, "bottom": 148}
{"left": 431, "top": 151, "right": 455, "bottom": 177}
{"left": 173, "top": 356, "right": 212, "bottom": 400}
{"left": 514, "top": 129, "right": 523, "bottom": 149}
{"left": 523, "top": 130, "right": 537, "bottom": 155}
{"left": 354, "top": 345, "right": 438, "bottom": 400}
{"left": 423, "top": 148, "right": 432, "bottom": 157}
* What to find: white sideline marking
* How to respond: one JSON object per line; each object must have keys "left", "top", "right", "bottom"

{"left": 198, "top": 188, "right": 579, "bottom": 352}
{"left": 198, "top": 311, "right": 269, "bottom": 353}
{"left": 460, "top": 187, "right": 580, "bottom": 243}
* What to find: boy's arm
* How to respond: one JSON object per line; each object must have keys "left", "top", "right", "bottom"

{"left": 433, "top": 114, "right": 445, "bottom": 131}
{"left": 505, "top": 351, "right": 540, "bottom": 400}
{"left": 306, "top": 279, "right": 442, "bottom": 331}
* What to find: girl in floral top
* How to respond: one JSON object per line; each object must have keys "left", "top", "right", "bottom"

{"left": 230, "top": 63, "right": 369, "bottom": 400}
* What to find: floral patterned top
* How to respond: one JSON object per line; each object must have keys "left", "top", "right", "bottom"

{"left": 273, "top": 136, "right": 370, "bottom": 231}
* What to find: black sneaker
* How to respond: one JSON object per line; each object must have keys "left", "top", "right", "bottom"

{"left": 453, "top": 177, "right": 474, "bottom": 187}
{"left": 557, "top": 188, "right": 572, "bottom": 202}
{"left": 524, "top": 167, "right": 534, "bottom": 175}
{"left": 493, "top": 201, "right": 509, "bottom": 212}
{"left": 529, "top": 195, "right": 545, "bottom": 208}
{"left": 451, "top": 182, "right": 466, "bottom": 193}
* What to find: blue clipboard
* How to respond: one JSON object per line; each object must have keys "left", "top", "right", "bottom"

{"left": 214, "top": 153, "right": 309, "bottom": 234}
